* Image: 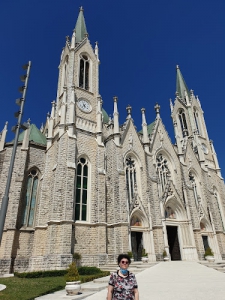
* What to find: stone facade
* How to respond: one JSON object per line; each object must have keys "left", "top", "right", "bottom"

{"left": 0, "top": 8, "right": 225, "bottom": 274}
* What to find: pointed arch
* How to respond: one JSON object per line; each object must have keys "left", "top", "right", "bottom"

{"left": 130, "top": 208, "right": 149, "bottom": 228}
{"left": 193, "top": 106, "right": 202, "bottom": 136}
{"left": 154, "top": 150, "right": 176, "bottom": 195}
{"left": 22, "top": 168, "right": 39, "bottom": 227}
{"left": 75, "top": 155, "right": 91, "bottom": 221}
{"left": 60, "top": 55, "right": 69, "bottom": 94}
{"left": 188, "top": 169, "right": 202, "bottom": 207}
{"left": 213, "top": 187, "right": 225, "bottom": 230}
{"left": 79, "top": 53, "right": 91, "bottom": 91}
{"left": 178, "top": 108, "right": 188, "bottom": 137}
{"left": 200, "top": 217, "right": 212, "bottom": 232}
{"left": 124, "top": 152, "right": 142, "bottom": 210}
{"left": 164, "top": 196, "right": 186, "bottom": 221}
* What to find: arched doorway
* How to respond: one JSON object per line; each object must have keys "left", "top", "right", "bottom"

{"left": 130, "top": 215, "right": 143, "bottom": 261}
{"left": 130, "top": 211, "right": 149, "bottom": 261}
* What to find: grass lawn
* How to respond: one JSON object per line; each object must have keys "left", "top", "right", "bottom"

{"left": 0, "top": 273, "right": 108, "bottom": 300}
{"left": 0, "top": 276, "right": 65, "bottom": 300}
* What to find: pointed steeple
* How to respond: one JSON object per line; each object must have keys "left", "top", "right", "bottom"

{"left": 176, "top": 65, "right": 190, "bottom": 102}
{"left": 75, "top": 7, "right": 88, "bottom": 44}
{"left": 0, "top": 122, "right": 8, "bottom": 151}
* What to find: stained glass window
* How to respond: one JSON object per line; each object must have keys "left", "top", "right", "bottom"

{"left": 156, "top": 154, "right": 170, "bottom": 193}
{"left": 126, "top": 157, "right": 136, "bottom": 204}
{"left": 22, "top": 169, "right": 38, "bottom": 227}
{"left": 75, "top": 157, "right": 88, "bottom": 221}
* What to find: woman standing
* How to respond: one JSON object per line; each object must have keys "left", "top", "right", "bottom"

{"left": 107, "top": 254, "right": 139, "bottom": 300}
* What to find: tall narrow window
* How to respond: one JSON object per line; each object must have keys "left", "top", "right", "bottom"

{"left": 64, "top": 64, "right": 67, "bottom": 86}
{"left": 75, "top": 157, "right": 88, "bottom": 221}
{"left": 178, "top": 109, "right": 188, "bottom": 137}
{"left": 22, "top": 169, "right": 38, "bottom": 227}
{"left": 194, "top": 108, "right": 201, "bottom": 135}
{"left": 126, "top": 157, "right": 137, "bottom": 204}
{"left": 156, "top": 154, "right": 170, "bottom": 193}
{"left": 214, "top": 190, "right": 225, "bottom": 231}
{"left": 189, "top": 172, "right": 199, "bottom": 207}
{"left": 79, "top": 55, "right": 89, "bottom": 90}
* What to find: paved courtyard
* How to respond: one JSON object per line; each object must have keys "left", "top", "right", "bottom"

{"left": 36, "top": 261, "right": 225, "bottom": 300}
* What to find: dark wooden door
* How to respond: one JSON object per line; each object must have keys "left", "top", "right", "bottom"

{"left": 131, "top": 232, "right": 143, "bottom": 261}
{"left": 202, "top": 236, "right": 209, "bottom": 251}
{"left": 166, "top": 226, "right": 181, "bottom": 260}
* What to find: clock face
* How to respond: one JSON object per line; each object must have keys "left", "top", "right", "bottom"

{"left": 77, "top": 99, "right": 92, "bottom": 113}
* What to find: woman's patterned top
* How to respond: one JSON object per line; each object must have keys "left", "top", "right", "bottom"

{"left": 108, "top": 270, "right": 138, "bottom": 300}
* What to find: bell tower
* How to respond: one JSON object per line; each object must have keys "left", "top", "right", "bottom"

{"left": 171, "top": 66, "right": 221, "bottom": 175}
{"left": 53, "top": 6, "right": 101, "bottom": 142}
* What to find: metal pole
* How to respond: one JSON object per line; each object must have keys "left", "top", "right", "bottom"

{"left": 0, "top": 61, "right": 31, "bottom": 244}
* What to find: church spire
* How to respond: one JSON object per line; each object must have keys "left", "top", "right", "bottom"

{"left": 0, "top": 122, "right": 8, "bottom": 151}
{"left": 176, "top": 65, "right": 190, "bottom": 102}
{"left": 75, "top": 6, "right": 88, "bottom": 44}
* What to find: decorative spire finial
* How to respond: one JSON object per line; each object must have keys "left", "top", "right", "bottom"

{"left": 126, "top": 105, "right": 132, "bottom": 119}
{"left": 154, "top": 103, "right": 160, "bottom": 119}
{"left": 80, "top": 6, "right": 84, "bottom": 11}
{"left": 170, "top": 99, "right": 173, "bottom": 113}
{"left": 141, "top": 108, "right": 147, "bottom": 125}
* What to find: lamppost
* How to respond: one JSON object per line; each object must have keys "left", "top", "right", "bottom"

{"left": 0, "top": 61, "right": 31, "bottom": 244}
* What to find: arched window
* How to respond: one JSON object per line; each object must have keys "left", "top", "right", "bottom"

{"left": 79, "top": 55, "right": 89, "bottom": 90}
{"left": 194, "top": 108, "right": 201, "bottom": 135}
{"left": 64, "top": 64, "right": 67, "bottom": 86}
{"left": 156, "top": 154, "right": 170, "bottom": 193}
{"left": 126, "top": 157, "right": 137, "bottom": 204}
{"left": 22, "top": 169, "right": 39, "bottom": 227}
{"left": 189, "top": 172, "right": 200, "bottom": 207}
{"left": 178, "top": 109, "right": 188, "bottom": 137}
{"left": 214, "top": 189, "right": 225, "bottom": 231}
{"left": 60, "top": 56, "right": 68, "bottom": 94}
{"left": 75, "top": 157, "right": 88, "bottom": 221}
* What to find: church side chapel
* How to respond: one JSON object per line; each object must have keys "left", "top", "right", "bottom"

{"left": 0, "top": 7, "right": 225, "bottom": 274}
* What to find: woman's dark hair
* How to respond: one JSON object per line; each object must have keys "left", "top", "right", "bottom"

{"left": 117, "top": 254, "right": 131, "bottom": 265}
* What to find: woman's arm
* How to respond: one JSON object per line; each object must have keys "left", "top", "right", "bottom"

{"left": 107, "top": 285, "right": 114, "bottom": 300}
{"left": 134, "top": 288, "right": 139, "bottom": 300}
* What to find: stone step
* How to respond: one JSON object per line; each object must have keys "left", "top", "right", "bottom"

{"left": 198, "top": 261, "right": 225, "bottom": 274}
{"left": 81, "top": 282, "right": 108, "bottom": 292}
{"left": 93, "top": 276, "right": 110, "bottom": 283}
{"left": 214, "top": 268, "right": 225, "bottom": 272}
{"left": 99, "top": 262, "right": 158, "bottom": 274}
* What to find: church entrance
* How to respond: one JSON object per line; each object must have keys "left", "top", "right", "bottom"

{"left": 131, "top": 232, "right": 143, "bottom": 261}
{"left": 166, "top": 226, "right": 181, "bottom": 260}
{"left": 202, "top": 235, "right": 209, "bottom": 251}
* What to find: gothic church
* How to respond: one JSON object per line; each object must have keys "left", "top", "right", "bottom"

{"left": 0, "top": 8, "right": 225, "bottom": 274}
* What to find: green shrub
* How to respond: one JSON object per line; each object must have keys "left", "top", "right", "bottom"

{"left": 142, "top": 248, "right": 147, "bottom": 257}
{"left": 73, "top": 252, "right": 82, "bottom": 261}
{"left": 163, "top": 250, "right": 167, "bottom": 257}
{"left": 14, "top": 266, "right": 106, "bottom": 279}
{"left": 204, "top": 247, "right": 214, "bottom": 257}
{"left": 65, "top": 262, "right": 79, "bottom": 282}
{"left": 78, "top": 266, "right": 102, "bottom": 275}
{"left": 127, "top": 251, "right": 133, "bottom": 259}
{"left": 80, "top": 271, "right": 110, "bottom": 283}
{"left": 14, "top": 270, "right": 67, "bottom": 278}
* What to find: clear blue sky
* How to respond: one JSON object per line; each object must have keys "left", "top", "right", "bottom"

{"left": 0, "top": 0, "right": 224, "bottom": 176}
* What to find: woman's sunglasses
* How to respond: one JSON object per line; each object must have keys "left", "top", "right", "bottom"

{"left": 121, "top": 260, "right": 129, "bottom": 264}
